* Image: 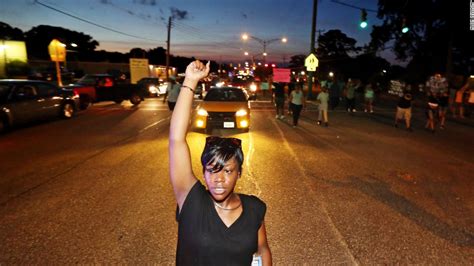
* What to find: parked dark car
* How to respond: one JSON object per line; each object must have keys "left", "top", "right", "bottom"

{"left": 0, "top": 80, "right": 79, "bottom": 133}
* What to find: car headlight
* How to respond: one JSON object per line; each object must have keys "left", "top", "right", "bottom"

{"left": 249, "top": 84, "right": 257, "bottom": 92}
{"left": 197, "top": 108, "right": 208, "bottom": 116}
{"left": 148, "top": 85, "right": 158, "bottom": 93}
{"left": 235, "top": 109, "right": 247, "bottom": 116}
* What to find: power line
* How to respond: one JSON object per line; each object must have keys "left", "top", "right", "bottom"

{"left": 34, "top": 0, "right": 163, "bottom": 43}
{"left": 331, "top": 0, "right": 377, "bottom": 12}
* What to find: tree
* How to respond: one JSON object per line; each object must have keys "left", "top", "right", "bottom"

{"left": 316, "top": 29, "right": 360, "bottom": 59}
{"left": 288, "top": 54, "right": 306, "bottom": 69}
{"left": 0, "top": 22, "right": 25, "bottom": 40}
{"left": 315, "top": 29, "right": 361, "bottom": 80}
{"left": 24, "top": 25, "right": 99, "bottom": 60}
{"left": 369, "top": 0, "right": 473, "bottom": 79}
{"left": 147, "top": 47, "right": 167, "bottom": 65}
{"left": 129, "top": 48, "right": 147, "bottom": 58}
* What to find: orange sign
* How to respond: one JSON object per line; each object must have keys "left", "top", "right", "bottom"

{"left": 48, "top": 39, "right": 66, "bottom": 62}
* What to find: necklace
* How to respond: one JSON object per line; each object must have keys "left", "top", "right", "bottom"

{"left": 213, "top": 195, "right": 241, "bottom": 211}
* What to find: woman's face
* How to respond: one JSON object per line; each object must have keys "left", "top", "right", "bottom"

{"left": 204, "top": 157, "right": 240, "bottom": 202}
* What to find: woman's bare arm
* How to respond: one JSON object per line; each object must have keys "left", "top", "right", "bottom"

{"left": 169, "top": 60, "right": 210, "bottom": 210}
{"left": 257, "top": 222, "right": 272, "bottom": 265}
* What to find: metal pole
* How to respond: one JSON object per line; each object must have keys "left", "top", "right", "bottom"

{"left": 263, "top": 41, "right": 267, "bottom": 64}
{"left": 166, "top": 16, "right": 171, "bottom": 80}
{"left": 307, "top": 0, "right": 318, "bottom": 100}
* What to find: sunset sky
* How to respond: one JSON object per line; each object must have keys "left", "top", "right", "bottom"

{"left": 1, "top": 0, "right": 394, "bottom": 64}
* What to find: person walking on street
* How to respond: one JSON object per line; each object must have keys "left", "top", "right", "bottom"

{"left": 345, "top": 79, "right": 357, "bottom": 112}
{"left": 462, "top": 76, "right": 474, "bottom": 117}
{"left": 168, "top": 60, "right": 272, "bottom": 265}
{"left": 425, "top": 92, "right": 439, "bottom": 133}
{"left": 163, "top": 76, "right": 181, "bottom": 111}
{"left": 273, "top": 82, "right": 286, "bottom": 119}
{"left": 327, "top": 77, "right": 343, "bottom": 110}
{"left": 289, "top": 83, "right": 306, "bottom": 128}
{"left": 287, "top": 78, "right": 296, "bottom": 115}
{"left": 317, "top": 86, "right": 329, "bottom": 126}
{"left": 364, "top": 83, "right": 375, "bottom": 113}
{"left": 426, "top": 73, "right": 448, "bottom": 96}
{"left": 454, "top": 85, "right": 467, "bottom": 118}
{"left": 394, "top": 90, "right": 413, "bottom": 131}
{"left": 438, "top": 90, "right": 449, "bottom": 129}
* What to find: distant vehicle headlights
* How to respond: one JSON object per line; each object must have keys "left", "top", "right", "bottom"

{"left": 235, "top": 109, "right": 248, "bottom": 116}
{"left": 148, "top": 85, "right": 158, "bottom": 94}
{"left": 197, "top": 108, "right": 208, "bottom": 116}
{"left": 216, "top": 81, "right": 225, "bottom": 87}
{"left": 249, "top": 84, "right": 257, "bottom": 92}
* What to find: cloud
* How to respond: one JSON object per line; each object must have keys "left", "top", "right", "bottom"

{"left": 132, "top": 0, "right": 157, "bottom": 6}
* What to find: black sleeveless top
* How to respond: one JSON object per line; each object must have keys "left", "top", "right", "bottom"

{"left": 176, "top": 181, "right": 266, "bottom": 266}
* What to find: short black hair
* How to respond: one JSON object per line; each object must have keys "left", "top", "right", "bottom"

{"left": 201, "top": 137, "right": 243, "bottom": 174}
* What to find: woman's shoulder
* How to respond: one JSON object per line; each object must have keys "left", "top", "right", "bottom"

{"left": 240, "top": 194, "right": 266, "bottom": 209}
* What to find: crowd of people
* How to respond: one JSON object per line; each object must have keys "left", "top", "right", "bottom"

{"left": 267, "top": 73, "right": 474, "bottom": 132}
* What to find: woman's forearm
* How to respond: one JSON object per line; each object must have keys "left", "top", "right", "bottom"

{"left": 169, "top": 60, "right": 210, "bottom": 142}
{"left": 169, "top": 79, "right": 199, "bottom": 142}
{"left": 261, "top": 247, "right": 272, "bottom": 266}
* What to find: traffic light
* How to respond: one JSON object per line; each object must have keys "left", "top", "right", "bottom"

{"left": 401, "top": 18, "right": 409, "bottom": 33}
{"left": 360, "top": 9, "right": 368, "bottom": 28}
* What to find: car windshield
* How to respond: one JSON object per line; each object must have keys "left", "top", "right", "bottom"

{"left": 76, "top": 75, "right": 97, "bottom": 85}
{"left": 204, "top": 88, "right": 247, "bottom": 102}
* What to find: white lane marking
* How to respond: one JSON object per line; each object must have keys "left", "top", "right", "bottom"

{"left": 271, "top": 118, "right": 359, "bottom": 265}
{"left": 139, "top": 117, "right": 170, "bottom": 133}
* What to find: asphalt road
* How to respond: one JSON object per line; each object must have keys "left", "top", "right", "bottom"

{"left": 0, "top": 96, "right": 473, "bottom": 264}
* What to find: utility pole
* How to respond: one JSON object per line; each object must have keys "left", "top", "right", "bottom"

{"left": 166, "top": 16, "right": 172, "bottom": 81}
{"left": 307, "top": 0, "right": 318, "bottom": 100}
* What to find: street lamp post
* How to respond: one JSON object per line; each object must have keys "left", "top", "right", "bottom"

{"left": 244, "top": 51, "right": 264, "bottom": 68}
{"left": 242, "top": 33, "right": 287, "bottom": 63}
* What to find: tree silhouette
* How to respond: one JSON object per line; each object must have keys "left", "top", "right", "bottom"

{"left": 0, "top": 22, "right": 25, "bottom": 40}
{"left": 317, "top": 29, "right": 360, "bottom": 59}
{"left": 369, "top": 0, "right": 473, "bottom": 78}
{"left": 24, "top": 25, "right": 99, "bottom": 60}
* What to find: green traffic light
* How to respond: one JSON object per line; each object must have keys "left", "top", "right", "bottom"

{"left": 359, "top": 9, "right": 368, "bottom": 29}
{"left": 402, "top": 27, "right": 409, "bottom": 33}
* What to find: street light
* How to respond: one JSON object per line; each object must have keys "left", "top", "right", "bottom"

{"left": 241, "top": 33, "right": 287, "bottom": 62}
{"left": 244, "top": 51, "right": 265, "bottom": 68}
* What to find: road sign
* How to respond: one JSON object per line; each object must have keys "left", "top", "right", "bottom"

{"left": 48, "top": 39, "right": 66, "bottom": 62}
{"left": 305, "top": 53, "right": 318, "bottom": 72}
{"left": 129, "top": 58, "right": 150, "bottom": 84}
{"left": 273, "top": 68, "right": 291, "bottom": 83}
